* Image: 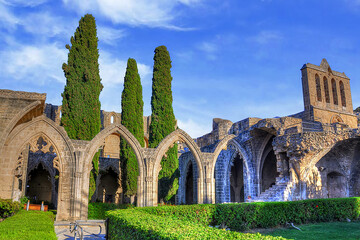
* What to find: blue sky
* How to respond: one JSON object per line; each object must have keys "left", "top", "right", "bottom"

{"left": 1, "top": 0, "right": 360, "bottom": 138}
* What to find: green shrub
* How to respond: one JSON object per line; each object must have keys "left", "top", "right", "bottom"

{"left": 106, "top": 208, "right": 284, "bottom": 240}
{"left": 137, "top": 204, "right": 216, "bottom": 226}
{"left": 88, "top": 202, "right": 134, "bottom": 219}
{"left": 0, "top": 210, "right": 56, "bottom": 240}
{"left": 0, "top": 199, "right": 22, "bottom": 219}
{"left": 20, "top": 196, "right": 29, "bottom": 205}
{"left": 213, "top": 197, "right": 360, "bottom": 231}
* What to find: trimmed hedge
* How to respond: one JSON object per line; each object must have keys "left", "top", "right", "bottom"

{"left": 214, "top": 197, "right": 360, "bottom": 231}
{"left": 0, "top": 199, "right": 22, "bottom": 219}
{"left": 106, "top": 208, "right": 284, "bottom": 240}
{"left": 88, "top": 202, "right": 134, "bottom": 219}
{"left": 137, "top": 204, "right": 216, "bottom": 226}
{"left": 0, "top": 210, "right": 56, "bottom": 240}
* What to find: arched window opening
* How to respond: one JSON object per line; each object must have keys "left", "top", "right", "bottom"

{"left": 185, "top": 162, "right": 194, "bottom": 204}
{"left": 315, "top": 74, "right": 322, "bottom": 102}
{"left": 323, "top": 77, "right": 330, "bottom": 103}
{"left": 230, "top": 153, "right": 244, "bottom": 202}
{"left": 332, "top": 79, "right": 338, "bottom": 105}
{"left": 340, "top": 81, "right": 346, "bottom": 107}
{"left": 110, "top": 115, "right": 114, "bottom": 124}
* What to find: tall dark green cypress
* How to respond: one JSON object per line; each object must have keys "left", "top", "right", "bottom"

{"left": 120, "top": 58, "right": 144, "bottom": 201}
{"left": 149, "top": 46, "right": 178, "bottom": 203}
{"left": 61, "top": 14, "right": 102, "bottom": 200}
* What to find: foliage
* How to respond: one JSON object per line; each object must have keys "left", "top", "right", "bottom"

{"left": 20, "top": 196, "right": 29, "bottom": 205}
{"left": 88, "top": 202, "right": 134, "bottom": 219}
{"left": 120, "top": 58, "right": 144, "bottom": 198}
{"left": 106, "top": 208, "right": 284, "bottom": 240}
{"left": 213, "top": 197, "right": 360, "bottom": 231}
{"left": 267, "top": 221, "right": 360, "bottom": 240}
{"left": 0, "top": 199, "right": 22, "bottom": 219}
{"left": 148, "top": 45, "right": 178, "bottom": 203}
{"left": 0, "top": 210, "right": 56, "bottom": 240}
{"left": 60, "top": 14, "right": 102, "bottom": 201}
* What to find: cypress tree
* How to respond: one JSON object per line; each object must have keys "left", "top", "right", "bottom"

{"left": 149, "top": 46, "right": 178, "bottom": 203}
{"left": 120, "top": 58, "right": 144, "bottom": 202}
{"left": 61, "top": 14, "right": 102, "bottom": 200}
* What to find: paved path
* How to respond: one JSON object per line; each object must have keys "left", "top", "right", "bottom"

{"left": 55, "top": 221, "right": 106, "bottom": 240}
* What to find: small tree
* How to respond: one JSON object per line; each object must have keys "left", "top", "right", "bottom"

{"left": 149, "top": 46, "right": 178, "bottom": 203}
{"left": 120, "top": 58, "right": 144, "bottom": 203}
{"left": 61, "top": 14, "right": 102, "bottom": 200}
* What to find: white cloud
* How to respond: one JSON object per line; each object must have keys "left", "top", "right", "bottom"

{"left": 249, "top": 30, "right": 283, "bottom": 45}
{"left": 99, "top": 51, "right": 151, "bottom": 87}
{"left": 0, "top": 3, "right": 20, "bottom": 30}
{"left": 198, "top": 41, "right": 217, "bottom": 60}
{"left": 2, "top": 0, "right": 47, "bottom": 7}
{"left": 62, "top": 0, "right": 201, "bottom": 29}
{"left": 0, "top": 43, "right": 67, "bottom": 85}
{"left": 97, "top": 26, "right": 126, "bottom": 45}
{"left": 177, "top": 118, "right": 211, "bottom": 138}
{"left": 21, "top": 12, "right": 75, "bottom": 37}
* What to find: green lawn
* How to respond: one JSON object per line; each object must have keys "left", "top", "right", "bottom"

{"left": 266, "top": 221, "right": 360, "bottom": 240}
{"left": 0, "top": 210, "right": 57, "bottom": 240}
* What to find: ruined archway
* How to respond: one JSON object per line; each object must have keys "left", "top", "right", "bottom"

{"left": 1, "top": 115, "right": 74, "bottom": 220}
{"left": 178, "top": 151, "right": 199, "bottom": 205}
{"left": 212, "top": 136, "right": 254, "bottom": 203}
{"left": 84, "top": 124, "right": 145, "bottom": 209}
{"left": 152, "top": 129, "right": 204, "bottom": 205}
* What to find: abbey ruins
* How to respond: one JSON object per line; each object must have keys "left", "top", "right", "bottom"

{"left": 0, "top": 59, "right": 359, "bottom": 220}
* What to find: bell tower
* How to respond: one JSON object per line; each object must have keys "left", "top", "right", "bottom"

{"left": 301, "top": 59, "right": 357, "bottom": 128}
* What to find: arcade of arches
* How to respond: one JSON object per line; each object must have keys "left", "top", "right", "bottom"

{"left": 1, "top": 59, "right": 360, "bottom": 220}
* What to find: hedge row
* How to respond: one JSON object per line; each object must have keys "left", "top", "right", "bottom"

{"left": 88, "top": 202, "right": 134, "bottom": 219}
{"left": 0, "top": 199, "right": 22, "bottom": 219}
{"left": 214, "top": 197, "right": 360, "bottom": 231}
{"left": 106, "top": 208, "right": 284, "bottom": 240}
{"left": 105, "top": 197, "right": 360, "bottom": 239}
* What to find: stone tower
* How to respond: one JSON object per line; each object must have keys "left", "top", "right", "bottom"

{"left": 301, "top": 58, "right": 357, "bottom": 128}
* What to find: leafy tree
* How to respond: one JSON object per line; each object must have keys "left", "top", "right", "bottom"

{"left": 61, "top": 14, "right": 102, "bottom": 200}
{"left": 149, "top": 46, "right": 178, "bottom": 203}
{"left": 120, "top": 58, "right": 144, "bottom": 202}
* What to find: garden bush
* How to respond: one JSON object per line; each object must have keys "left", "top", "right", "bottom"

{"left": 88, "top": 202, "right": 133, "bottom": 219}
{"left": 0, "top": 210, "right": 56, "bottom": 240}
{"left": 106, "top": 208, "right": 284, "bottom": 240}
{"left": 0, "top": 199, "right": 22, "bottom": 219}
{"left": 137, "top": 204, "right": 216, "bottom": 225}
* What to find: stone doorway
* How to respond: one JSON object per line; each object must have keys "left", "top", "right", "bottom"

{"left": 26, "top": 164, "right": 53, "bottom": 204}
{"left": 261, "top": 147, "right": 279, "bottom": 193}
{"left": 327, "top": 172, "right": 346, "bottom": 198}
{"left": 230, "top": 154, "right": 244, "bottom": 202}
{"left": 96, "top": 168, "right": 121, "bottom": 204}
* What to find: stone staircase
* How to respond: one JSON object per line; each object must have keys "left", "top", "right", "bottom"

{"left": 252, "top": 177, "right": 292, "bottom": 202}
